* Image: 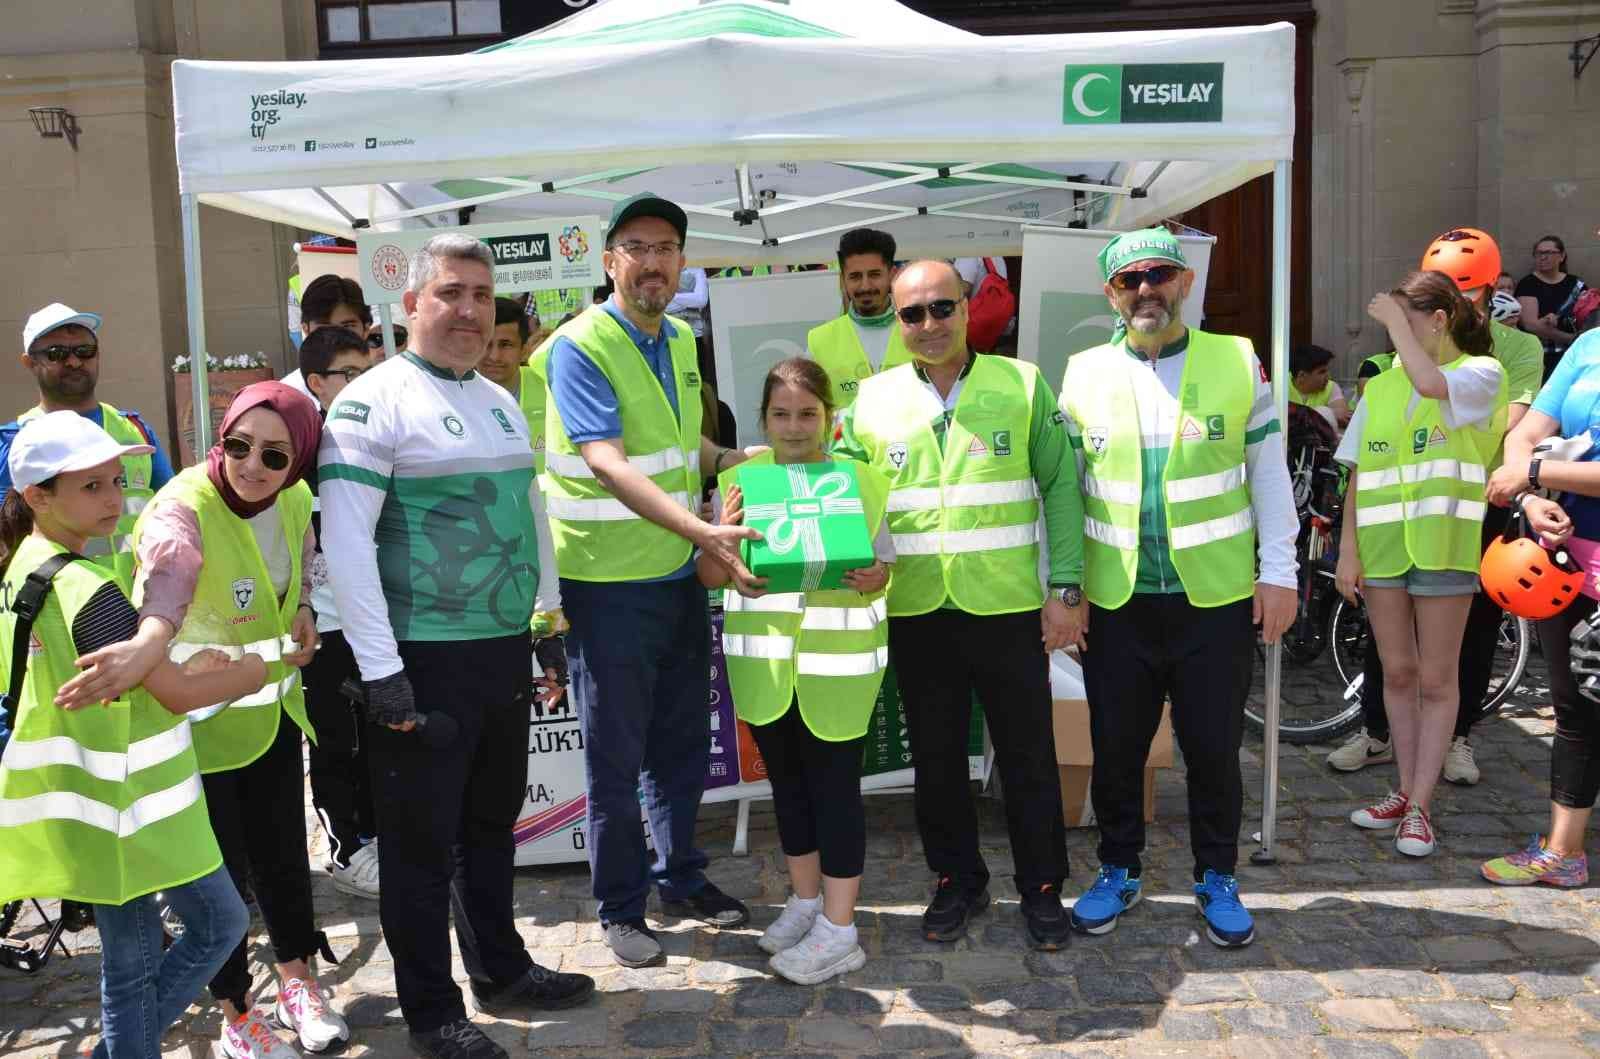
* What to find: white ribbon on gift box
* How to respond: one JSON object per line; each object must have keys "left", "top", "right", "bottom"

{"left": 743, "top": 464, "right": 864, "bottom": 591}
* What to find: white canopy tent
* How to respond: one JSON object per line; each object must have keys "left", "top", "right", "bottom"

{"left": 171, "top": 0, "right": 1297, "bottom": 859}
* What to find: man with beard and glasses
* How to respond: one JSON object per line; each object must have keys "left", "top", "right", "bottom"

{"left": 1058, "top": 228, "right": 1298, "bottom": 949}
{"left": 805, "top": 228, "right": 913, "bottom": 411}
{"left": 531, "top": 192, "right": 766, "bottom": 968}
{"left": 2, "top": 303, "right": 175, "bottom": 580}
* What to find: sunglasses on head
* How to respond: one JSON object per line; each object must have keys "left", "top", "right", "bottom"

{"left": 896, "top": 299, "right": 959, "bottom": 326}
{"left": 367, "top": 329, "right": 406, "bottom": 349}
{"left": 1110, "top": 264, "right": 1183, "bottom": 291}
{"left": 222, "top": 435, "right": 292, "bottom": 472}
{"left": 30, "top": 343, "right": 98, "bottom": 363}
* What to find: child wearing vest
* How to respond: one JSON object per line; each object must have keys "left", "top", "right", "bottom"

{"left": 696, "top": 358, "right": 893, "bottom": 985}
{"left": 1334, "top": 271, "right": 1507, "bottom": 859}
{"left": 0, "top": 412, "right": 272, "bottom": 1058}
{"left": 67, "top": 384, "right": 349, "bottom": 1059}
{"left": 1289, "top": 343, "right": 1352, "bottom": 430}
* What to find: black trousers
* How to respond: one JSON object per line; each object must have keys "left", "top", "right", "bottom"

{"left": 203, "top": 709, "right": 320, "bottom": 1009}
{"left": 1361, "top": 513, "right": 1504, "bottom": 741}
{"left": 302, "top": 629, "right": 375, "bottom": 868}
{"left": 888, "top": 608, "right": 1066, "bottom": 892}
{"left": 1083, "top": 595, "right": 1254, "bottom": 880}
{"left": 1537, "top": 595, "right": 1600, "bottom": 808}
{"left": 748, "top": 704, "right": 866, "bottom": 879}
{"left": 369, "top": 633, "right": 535, "bottom": 1034}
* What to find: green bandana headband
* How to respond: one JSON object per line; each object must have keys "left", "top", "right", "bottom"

{"left": 1098, "top": 227, "right": 1188, "bottom": 282}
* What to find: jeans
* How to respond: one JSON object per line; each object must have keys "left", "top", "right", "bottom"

{"left": 92, "top": 866, "right": 248, "bottom": 1058}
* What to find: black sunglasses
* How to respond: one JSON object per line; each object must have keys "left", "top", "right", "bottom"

{"left": 312, "top": 366, "right": 367, "bottom": 383}
{"left": 367, "top": 329, "right": 406, "bottom": 349}
{"left": 30, "top": 343, "right": 99, "bottom": 363}
{"left": 896, "top": 299, "right": 959, "bottom": 326}
{"left": 222, "top": 435, "right": 292, "bottom": 472}
{"left": 1110, "top": 265, "right": 1183, "bottom": 291}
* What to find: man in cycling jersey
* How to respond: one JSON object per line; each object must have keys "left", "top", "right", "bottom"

{"left": 319, "top": 234, "right": 593, "bottom": 1059}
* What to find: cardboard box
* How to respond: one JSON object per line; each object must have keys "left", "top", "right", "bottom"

{"left": 737, "top": 461, "right": 875, "bottom": 592}
{"left": 1053, "top": 697, "right": 1174, "bottom": 829}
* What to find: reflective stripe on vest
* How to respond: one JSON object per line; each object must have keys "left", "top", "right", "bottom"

{"left": 847, "top": 357, "right": 1044, "bottom": 617}
{"left": 717, "top": 453, "right": 891, "bottom": 740}
{"left": 1062, "top": 331, "right": 1259, "bottom": 609}
{"left": 1353, "top": 354, "right": 1507, "bottom": 576}
{"left": 806, "top": 314, "right": 913, "bottom": 410}
{"left": 132, "top": 466, "right": 315, "bottom": 773}
{"left": 0, "top": 534, "right": 222, "bottom": 907}
{"left": 540, "top": 307, "right": 703, "bottom": 582}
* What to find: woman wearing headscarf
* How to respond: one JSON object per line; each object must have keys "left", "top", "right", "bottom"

{"left": 62, "top": 383, "right": 350, "bottom": 1059}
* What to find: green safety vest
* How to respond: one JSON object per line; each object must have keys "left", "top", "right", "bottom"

{"left": 1062, "top": 331, "right": 1259, "bottom": 610}
{"left": 1289, "top": 380, "right": 1334, "bottom": 408}
{"left": 1354, "top": 354, "right": 1508, "bottom": 577}
{"left": 848, "top": 356, "right": 1043, "bottom": 617}
{"left": 17, "top": 404, "right": 154, "bottom": 583}
{"left": 806, "top": 315, "right": 913, "bottom": 411}
{"left": 0, "top": 535, "right": 222, "bottom": 907}
{"left": 537, "top": 307, "right": 703, "bottom": 582}
{"left": 132, "top": 465, "right": 315, "bottom": 773}
{"left": 517, "top": 364, "right": 548, "bottom": 475}
{"left": 718, "top": 452, "right": 890, "bottom": 740}
{"left": 533, "top": 288, "right": 588, "bottom": 324}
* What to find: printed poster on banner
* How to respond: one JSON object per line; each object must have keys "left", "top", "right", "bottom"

{"left": 513, "top": 667, "right": 591, "bottom": 867}
{"left": 356, "top": 218, "right": 604, "bottom": 306}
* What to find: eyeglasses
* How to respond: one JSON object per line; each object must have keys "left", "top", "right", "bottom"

{"left": 29, "top": 343, "right": 98, "bottom": 363}
{"left": 1110, "top": 265, "right": 1183, "bottom": 291}
{"left": 896, "top": 299, "right": 959, "bottom": 326}
{"left": 221, "top": 435, "right": 292, "bottom": 472}
{"left": 311, "top": 367, "right": 367, "bottom": 383}
{"left": 1535, "top": 248, "right": 1563, "bottom": 256}
{"left": 611, "top": 240, "right": 683, "bottom": 260}
{"left": 367, "top": 330, "right": 406, "bottom": 349}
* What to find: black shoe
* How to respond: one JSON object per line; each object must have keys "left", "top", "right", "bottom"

{"left": 470, "top": 963, "right": 596, "bottom": 1014}
{"left": 1019, "top": 883, "right": 1072, "bottom": 951}
{"left": 922, "top": 875, "right": 989, "bottom": 942}
{"left": 409, "top": 1018, "right": 508, "bottom": 1059}
{"left": 660, "top": 881, "right": 750, "bottom": 927}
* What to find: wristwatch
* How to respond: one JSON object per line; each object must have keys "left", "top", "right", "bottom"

{"left": 1054, "top": 584, "right": 1083, "bottom": 607}
{"left": 1529, "top": 458, "right": 1544, "bottom": 492}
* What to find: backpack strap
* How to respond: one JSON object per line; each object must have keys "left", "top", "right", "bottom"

{"left": 3, "top": 553, "right": 80, "bottom": 714}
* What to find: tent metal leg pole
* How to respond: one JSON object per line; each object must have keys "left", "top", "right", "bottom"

{"left": 180, "top": 193, "right": 212, "bottom": 461}
{"left": 1252, "top": 158, "right": 1292, "bottom": 867}
{"left": 378, "top": 303, "right": 398, "bottom": 361}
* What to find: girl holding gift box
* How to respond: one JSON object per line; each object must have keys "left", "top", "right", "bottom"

{"left": 697, "top": 357, "right": 894, "bottom": 986}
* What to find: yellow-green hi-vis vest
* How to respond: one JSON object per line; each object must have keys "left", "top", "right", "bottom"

{"left": 1355, "top": 355, "right": 1508, "bottom": 577}
{"left": 0, "top": 535, "right": 222, "bottom": 907}
{"left": 718, "top": 453, "right": 891, "bottom": 741}
{"left": 848, "top": 356, "right": 1044, "bottom": 617}
{"left": 538, "top": 307, "right": 703, "bottom": 582}
{"left": 1288, "top": 381, "right": 1334, "bottom": 408}
{"left": 1062, "top": 331, "right": 1259, "bottom": 610}
{"left": 132, "top": 466, "right": 316, "bottom": 774}
{"left": 18, "top": 404, "right": 154, "bottom": 583}
{"left": 517, "top": 364, "right": 548, "bottom": 475}
{"left": 805, "top": 315, "right": 914, "bottom": 411}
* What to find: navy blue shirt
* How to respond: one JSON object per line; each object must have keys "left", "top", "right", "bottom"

{"left": 0, "top": 406, "right": 175, "bottom": 495}
{"left": 546, "top": 299, "right": 693, "bottom": 581}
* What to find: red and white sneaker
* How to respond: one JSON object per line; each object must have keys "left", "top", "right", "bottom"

{"left": 1395, "top": 805, "right": 1437, "bottom": 857}
{"left": 220, "top": 1009, "right": 298, "bottom": 1059}
{"left": 1351, "top": 790, "right": 1409, "bottom": 830}
{"left": 272, "top": 977, "right": 349, "bottom": 1053}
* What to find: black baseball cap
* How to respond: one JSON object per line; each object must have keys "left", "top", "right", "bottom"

{"left": 607, "top": 191, "right": 688, "bottom": 246}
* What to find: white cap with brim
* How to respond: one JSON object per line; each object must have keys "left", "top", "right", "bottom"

{"left": 8, "top": 410, "right": 153, "bottom": 491}
{"left": 23, "top": 302, "right": 102, "bottom": 352}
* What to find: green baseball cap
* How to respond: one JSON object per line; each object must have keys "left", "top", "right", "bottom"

{"left": 1098, "top": 227, "right": 1188, "bottom": 282}
{"left": 607, "top": 191, "right": 688, "bottom": 246}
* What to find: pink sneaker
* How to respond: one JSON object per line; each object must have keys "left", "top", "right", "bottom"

{"left": 1481, "top": 836, "right": 1589, "bottom": 888}
{"left": 1351, "top": 790, "right": 1409, "bottom": 830}
{"left": 1395, "top": 805, "right": 1436, "bottom": 857}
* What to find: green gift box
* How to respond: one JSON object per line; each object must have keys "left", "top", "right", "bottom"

{"left": 737, "top": 461, "right": 875, "bottom": 592}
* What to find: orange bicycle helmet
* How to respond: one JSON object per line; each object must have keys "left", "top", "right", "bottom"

{"left": 1480, "top": 509, "right": 1583, "bottom": 619}
{"left": 1421, "top": 228, "right": 1502, "bottom": 295}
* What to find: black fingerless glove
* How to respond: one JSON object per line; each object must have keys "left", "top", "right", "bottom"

{"left": 362, "top": 670, "right": 418, "bottom": 728}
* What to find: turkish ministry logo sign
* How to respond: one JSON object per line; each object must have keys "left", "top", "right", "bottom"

{"left": 1063, "top": 63, "right": 1224, "bottom": 124}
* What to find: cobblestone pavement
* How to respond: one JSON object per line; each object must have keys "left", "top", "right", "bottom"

{"left": 8, "top": 648, "right": 1600, "bottom": 1057}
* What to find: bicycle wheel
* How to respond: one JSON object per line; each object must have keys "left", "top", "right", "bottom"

{"left": 1467, "top": 612, "right": 1533, "bottom": 722}
{"left": 1242, "top": 591, "right": 1367, "bottom": 744}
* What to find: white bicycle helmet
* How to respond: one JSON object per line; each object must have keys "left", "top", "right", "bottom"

{"left": 1490, "top": 290, "right": 1522, "bottom": 322}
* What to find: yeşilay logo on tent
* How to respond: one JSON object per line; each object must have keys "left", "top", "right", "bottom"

{"left": 1062, "top": 64, "right": 1224, "bottom": 125}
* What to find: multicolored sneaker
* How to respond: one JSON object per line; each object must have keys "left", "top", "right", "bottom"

{"left": 1351, "top": 790, "right": 1409, "bottom": 830}
{"left": 1070, "top": 865, "right": 1142, "bottom": 935}
{"left": 273, "top": 976, "right": 350, "bottom": 1053}
{"left": 1194, "top": 870, "right": 1255, "bottom": 948}
{"left": 1481, "top": 836, "right": 1589, "bottom": 888}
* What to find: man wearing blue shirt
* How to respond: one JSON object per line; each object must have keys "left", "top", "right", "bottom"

{"left": 539, "top": 193, "right": 765, "bottom": 968}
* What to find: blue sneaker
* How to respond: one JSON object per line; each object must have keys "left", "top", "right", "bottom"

{"left": 1069, "top": 865, "right": 1142, "bottom": 935}
{"left": 1193, "top": 870, "right": 1254, "bottom": 947}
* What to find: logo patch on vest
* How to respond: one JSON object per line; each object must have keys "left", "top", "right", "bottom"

{"left": 1429, "top": 426, "right": 1447, "bottom": 448}
{"left": 332, "top": 400, "right": 370, "bottom": 425}
{"left": 441, "top": 415, "right": 466, "bottom": 438}
{"left": 967, "top": 435, "right": 988, "bottom": 457}
{"left": 231, "top": 577, "right": 256, "bottom": 612}
{"left": 1206, "top": 414, "right": 1226, "bottom": 441}
{"left": 992, "top": 430, "right": 1012, "bottom": 456}
{"left": 491, "top": 408, "right": 518, "bottom": 436}
{"left": 1086, "top": 427, "right": 1109, "bottom": 455}
{"left": 28, "top": 632, "right": 43, "bottom": 657}
{"left": 1180, "top": 418, "right": 1203, "bottom": 442}
{"left": 887, "top": 442, "right": 908, "bottom": 469}
{"left": 683, "top": 371, "right": 700, "bottom": 388}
